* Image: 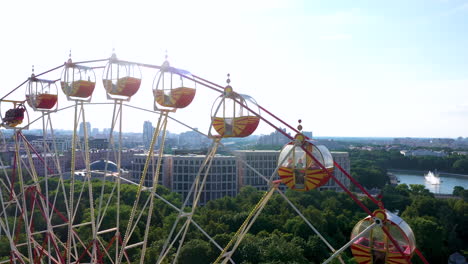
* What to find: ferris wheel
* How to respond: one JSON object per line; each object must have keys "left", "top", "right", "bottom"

{"left": 0, "top": 51, "right": 430, "bottom": 264}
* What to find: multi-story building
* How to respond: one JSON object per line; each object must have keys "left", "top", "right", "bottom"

{"left": 171, "top": 155, "right": 237, "bottom": 205}
{"left": 142, "top": 121, "right": 154, "bottom": 148}
{"left": 318, "top": 152, "right": 350, "bottom": 191}
{"left": 89, "top": 138, "right": 109, "bottom": 149}
{"left": 131, "top": 153, "right": 169, "bottom": 188}
{"left": 235, "top": 150, "right": 282, "bottom": 191}
{"left": 66, "top": 149, "right": 143, "bottom": 171}
{"left": 129, "top": 149, "right": 351, "bottom": 204}
{"left": 79, "top": 122, "right": 91, "bottom": 137}
{"left": 257, "top": 128, "right": 291, "bottom": 146}
{"left": 30, "top": 137, "right": 72, "bottom": 153}
{"left": 177, "top": 129, "right": 211, "bottom": 149}
{"left": 236, "top": 150, "right": 351, "bottom": 192}
{"left": 18, "top": 153, "right": 66, "bottom": 177}
{"left": 130, "top": 154, "right": 237, "bottom": 205}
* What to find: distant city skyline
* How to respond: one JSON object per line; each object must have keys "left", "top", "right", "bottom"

{"left": 1, "top": 0, "right": 467, "bottom": 138}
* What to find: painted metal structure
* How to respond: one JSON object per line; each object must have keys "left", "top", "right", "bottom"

{"left": 0, "top": 51, "right": 429, "bottom": 264}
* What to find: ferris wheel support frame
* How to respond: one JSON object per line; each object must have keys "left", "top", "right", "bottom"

{"left": 117, "top": 110, "right": 169, "bottom": 264}
{"left": 0, "top": 54, "right": 431, "bottom": 264}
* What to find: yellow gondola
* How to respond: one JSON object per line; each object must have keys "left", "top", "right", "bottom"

{"left": 102, "top": 53, "right": 142, "bottom": 101}
{"left": 211, "top": 74, "right": 260, "bottom": 138}
{"left": 351, "top": 210, "right": 416, "bottom": 264}
{"left": 153, "top": 59, "right": 196, "bottom": 110}
{"left": 277, "top": 133, "right": 334, "bottom": 191}
{"left": 61, "top": 57, "right": 96, "bottom": 101}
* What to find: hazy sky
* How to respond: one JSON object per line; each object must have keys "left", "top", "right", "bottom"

{"left": 1, "top": 0, "right": 467, "bottom": 138}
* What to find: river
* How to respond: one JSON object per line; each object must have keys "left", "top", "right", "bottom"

{"left": 389, "top": 170, "right": 468, "bottom": 194}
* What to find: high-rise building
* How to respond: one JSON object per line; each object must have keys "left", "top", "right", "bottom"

{"left": 177, "top": 129, "right": 210, "bottom": 149}
{"left": 79, "top": 122, "right": 91, "bottom": 137}
{"left": 143, "top": 121, "right": 154, "bottom": 148}
{"left": 257, "top": 128, "right": 291, "bottom": 146}
{"left": 91, "top": 128, "right": 99, "bottom": 137}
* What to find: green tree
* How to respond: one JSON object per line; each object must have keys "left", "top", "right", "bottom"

{"left": 407, "top": 217, "right": 447, "bottom": 263}
{"left": 453, "top": 186, "right": 465, "bottom": 197}
{"left": 452, "top": 159, "right": 468, "bottom": 173}
{"left": 177, "top": 239, "right": 215, "bottom": 264}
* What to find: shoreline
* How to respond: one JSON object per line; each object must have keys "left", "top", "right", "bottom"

{"left": 388, "top": 169, "right": 468, "bottom": 179}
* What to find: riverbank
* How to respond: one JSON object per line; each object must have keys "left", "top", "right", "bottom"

{"left": 388, "top": 169, "right": 468, "bottom": 179}
{"left": 389, "top": 170, "right": 468, "bottom": 194}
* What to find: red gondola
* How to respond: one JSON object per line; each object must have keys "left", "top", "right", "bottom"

{"left": 102, "top": 53, "right": 141, "bottom": 101}
{"left": 211, "top": 75, "right": 260, "bottom": 138}
{"left": 277, "top": 132, "right": 334, "bottom": 191}
{"left": 0, "top": 101, "right": 28, "bottom": 128}
{"left": 61, "top": 58, "right": 96, "bottom": 101}
{"left": 351, "top": 209, "right": 416, "bottom": 264}
{"left": 153, "top": 59, "right": 196, "bottom": 110}
{"left": 26, "top": 73, "right": 58, "bottom": 112}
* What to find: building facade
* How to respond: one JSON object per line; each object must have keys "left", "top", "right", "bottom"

{"left": 128, "top": 150, "right": 351, "bottom": 204}
{"left": 236, "top": 150, "right": 351, "bottom": 192}
{"left": 131, "top": 153, "right": 168, "bottom": 188}
{"left": 318, "top": 151, "right": 351, "bottom": 191}
{"left": 170, "top": 155, "right": 237, "bottom": 205}
{"left": 142, "top": 121, "right": 154, "bottom": 148}
{"left": 130, "top": 154, "right": 238, "bottom": 205}
{"left": 235, "top": 150, "right": 283, "bottom": 191}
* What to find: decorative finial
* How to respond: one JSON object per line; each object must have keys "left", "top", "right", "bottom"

{"left": 162, "top": 50, "right": 170, "bottom": 69}
{"left": 110, "top": 48, "right": 117, "bottom": 60}
{"left": 297, "top": 119, "right": 303, "bottom": 132}
{"left": 67, "top": 49, "right": 72, "bottom": 64}
{"left": 224, "top": 73, "right": 233, "bottom": 94}
{"left": 31, "top": 65, "right": 35, "bottom": 78}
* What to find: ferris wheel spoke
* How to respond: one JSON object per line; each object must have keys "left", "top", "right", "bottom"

{"left": 139, "top": 115, "right": 170, "bottom": 264}
{"left": 157, "top": 138, "right": 221, "bottom": 264}
{"left": 117, "top": 110, "right": 168, "bottom": 264}
{"left": 95, "top": 101, "right": 120, "bottom": 229}
{"left": 172, "top": 140, "right": 221, "bottom": 263}
{"left": 235, "top": 152, "right": 344, "bottom": 263}
{"left": 214, "top": 185, "right": 277, "bottom": 264}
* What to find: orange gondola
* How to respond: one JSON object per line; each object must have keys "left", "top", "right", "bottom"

{"left": 153, "top": 59, "right": 196, "bottom": 110}
{"left": 26, "top": 73, "right": 58, "bottom": 112}
{"left": 277, "top": 132, "right": 334, "bottom": 191}
{"left": 61, "top": 58, "right": 96, "bottom": 101}
{"left": 351, "top": 209, "right": 416, "bottom": 264}
{"left": 102, "top": 53, "right": 141, "bottom": 101}
{"left": 210, "top": 74, "right": 260, "bottom": 138}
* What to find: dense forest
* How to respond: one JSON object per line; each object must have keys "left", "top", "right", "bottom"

{"left": 1, "top": 178, "right": 466, "bottom": 263}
